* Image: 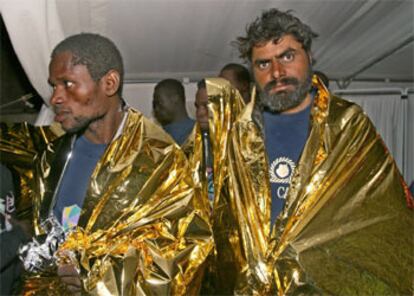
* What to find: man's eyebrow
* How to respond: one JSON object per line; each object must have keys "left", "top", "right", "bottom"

{"left": 276, "top": 47, "right": 296, "bottom": 59}
{"left": 253, "top": 58, "right": 271, "bottom": 65}
{"left": 253, "top": 47, "right": 297, "bottom": 65}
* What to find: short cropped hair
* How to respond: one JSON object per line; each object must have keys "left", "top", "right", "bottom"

{"left": 235, "top": 9, "right": 318, "bottom": 62}
{"left": 220, "top": 63, "right": 251, "bottom": 84}
{"left": 197, "top": 79, "right": 206, "bottom": 90}
{"left": 52, "top": 33, "right": 124, "bottom": 96}
{"left": 154, "top": 79, "right": 185, "bottom": 102}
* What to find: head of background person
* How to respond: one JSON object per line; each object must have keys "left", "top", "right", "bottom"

{"left": 195, "top": 79, "right": 209, "bottom": 132}
{"left": 48, "top": 33, "right": 124, "bottom": 138}
{"left": 313, "top": 70, "right": 329, "bottom": 88}
{"left": 152, "top": 79, "right": 189, "bottom": 126}
{"left": 219, "top": 63, "right": 251, "bottom": 103}
{"left": 235, "top": 8, "right": 318, "bottom": 114}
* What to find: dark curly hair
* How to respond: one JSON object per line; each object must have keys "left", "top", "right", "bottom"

{"left": 235, "top": 9, "right": 318, "bottom": 62}
{"left": 51, "top": 33, "right": 124, "bottom": 96}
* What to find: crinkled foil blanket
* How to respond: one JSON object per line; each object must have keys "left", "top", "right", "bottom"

{"left": 196, "top": 76, "right": 413, "bottom": 295}
{"left": 1, "top": 111, "right": 213, "bottom": 295}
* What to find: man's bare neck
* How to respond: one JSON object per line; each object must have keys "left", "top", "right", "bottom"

{"left": 84, "top": 105, "right": 124, "bottom": 144}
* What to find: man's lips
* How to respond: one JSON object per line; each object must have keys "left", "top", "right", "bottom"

{"left": 264, "top": 77, "right": 299, "bottom": 94}
{"left": 54, "top": 110, "right": 70, "bottom": 122}
{"left": 268, "top": 84, "right": 293, "bottom": 94}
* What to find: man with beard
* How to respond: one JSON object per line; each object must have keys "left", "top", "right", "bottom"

{"left": 0, "top": 33, "right": 212, "bottom": 295}
{"left": 200, "top": 8, "right": 412, "bottom": 295}
{"left": 240, "top": 8, "right": 316, "bottom": 223}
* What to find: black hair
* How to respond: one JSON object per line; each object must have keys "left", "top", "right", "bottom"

{"left": 220, "top": 63, "right": 251, "bottom": 84}
{"left": 154, "top": 79, "right": 185, "bottom": 102}
{"left": 235, "top": 9, "right": 318, "bottom": 62}
{"left": 51, "top": 33, "right": 124, "bottom": 96}
{"left": 197, "top": 79, "right": 206, "bottom": 90}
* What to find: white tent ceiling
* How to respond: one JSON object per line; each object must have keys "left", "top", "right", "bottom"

{"left": 54, "top": 0, "right": 414, "bottom": 84}
{"left": 1, "top": 0, "right": 413, "bottom": 182}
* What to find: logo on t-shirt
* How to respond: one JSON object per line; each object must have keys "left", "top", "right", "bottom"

{"left": 269, "top": 157, "right": 296, "bottom": 199}
{"left": 269, "top": 157, "right": 296, "bottom": 184}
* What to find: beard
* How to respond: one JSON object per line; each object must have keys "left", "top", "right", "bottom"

{"left": 258, "top": 67, "right": 312, "bottom": 113}
{"left": 63, "top": 116, "right": 95, "bottom": 134}
{"left": 54, "top": 107, "right": 104, "bottom": 135}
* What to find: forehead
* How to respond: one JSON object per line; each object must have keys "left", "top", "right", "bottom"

{"left": 252, "top": 34, "right": 304, "bottom": 60}
{"left": 154, "top": 89, "right": 173, "bottom": 104}
{"left": 195, "top": 88, "right": 208, "bottom": 102}
{"left": 49, "top": 51, "right": 74, "bottom": 71}
{"left": 49, "top": 51, "right": 91, "bottom": 79}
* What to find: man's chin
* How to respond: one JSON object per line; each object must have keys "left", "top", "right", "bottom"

{"left": 199, "top": 124, "right": 209, "bottom": 133}
{"left": 261, "top": 92, "right": 304, "bottom": 113}
{"left": 61, "top": 122, "right": 87, "bottom": 135}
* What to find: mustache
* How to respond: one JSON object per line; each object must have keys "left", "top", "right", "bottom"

{"left": 53, "top": 106, "right": 70, "bottom": 114}
{"left": 263, "top": 77, "right": 300, "bottom": 93}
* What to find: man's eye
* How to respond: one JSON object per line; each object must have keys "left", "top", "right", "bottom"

{"left": 257, "top": 61, "right": 270, "bottom": 70}
{"left": 281, "top": 52, "right": 294, "bottom": 63}
{"left": 64, "top": 81, "right": 74, "bottom": 88}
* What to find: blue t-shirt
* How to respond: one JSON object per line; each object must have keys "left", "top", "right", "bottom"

{"left": 163, "top": 118, "right": 195, "bottom": 145}
{"left": 263, "top": 104, "right": 311, "bottom": 223}
{"left": 53, "top": 136, "right": 107, "bottom": 229}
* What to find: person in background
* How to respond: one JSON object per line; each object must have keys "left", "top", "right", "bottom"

{"left": 199, "top": 8, "right": 413, "bottom": 294}
{"left": 219, "top": 63, "right": 251, "bottom": 103}
{"left": 194, "top": 80, "right": 209, "bottom": 133}
{"left": 152, "top": 79, "right": 195, "bottom": 145}
{"left": 194, "top": 80, "right": 214, "bottom": 202}
{"left": 0, "top": 33, "right": 211, "bottom": 295}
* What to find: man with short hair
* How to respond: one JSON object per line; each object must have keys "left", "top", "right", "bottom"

{"left": 219, "top": 63, "right": 251, "bottom": 103}
{"left": 153, "top": 79, "right": 194, "bottom": 144}
{"left": 0, "top": 33, "right": 212, "bottom": 295}
{"left": 201, "top": 8, "right": 413, "bottom": 295}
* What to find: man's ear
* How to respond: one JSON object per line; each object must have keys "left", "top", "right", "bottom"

{"left": 102, "top": 70, "right": 121, "bottom": 96}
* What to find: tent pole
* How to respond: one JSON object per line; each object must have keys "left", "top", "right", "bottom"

{"left": 338, "top": 36, "right": 414, "bottom": 88}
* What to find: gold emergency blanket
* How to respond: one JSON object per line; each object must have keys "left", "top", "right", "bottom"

{"left": 0, "top": 122, "right": 63, "bottom": 219}
{"left": 0, "top": 108, "right": 213, "bottom": 295}
{"left": 200, "top": 77, "right": 413, "bottom": 295}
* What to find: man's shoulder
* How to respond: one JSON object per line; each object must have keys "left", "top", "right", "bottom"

{"left": 329, "top": 95, "right": 363, "bottom": 113}
{"left": 327, "top": 95, "right": 367, "bottom": 125}
{"left": 123, "top": 108, "right": 178, "bottom": 145}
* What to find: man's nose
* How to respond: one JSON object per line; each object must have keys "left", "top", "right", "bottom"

{"left": 197, "top": 106, "right": 207, "bottom": 115}
{"left": 195, "top": 106, "right": 206, "bottom": 120}
{"left": 50, "top": 86, "right": 64, "bottom": 105}
{"left": 271, "top": 60, "right": 286, "bottom": 80}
